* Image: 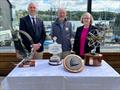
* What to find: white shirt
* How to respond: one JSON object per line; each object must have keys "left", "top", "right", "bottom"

{"left": 29, "top": 15, "right": 36, "bottom": 24}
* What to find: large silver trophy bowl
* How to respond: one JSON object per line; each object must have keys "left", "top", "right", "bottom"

{"left": 48, "top": 37, "right": 62, "bottom": 65}
{"left": 85, "top": 29, "right": 105, "bottom": 66}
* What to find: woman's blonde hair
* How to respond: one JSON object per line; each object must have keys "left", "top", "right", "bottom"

{"left": 80, "top": 12, "right": 94, "bottom": 24}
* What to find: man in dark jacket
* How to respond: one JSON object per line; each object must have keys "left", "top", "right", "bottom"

{"left": 51, "top": 8, "right": 74, "bottom": 59}
{"left": 19, "top": 2, "right": 46, "bottom": 58}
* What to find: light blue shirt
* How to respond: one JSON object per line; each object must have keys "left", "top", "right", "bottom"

{"left": 29, "top": 15, "right": 36, "bottom": 24}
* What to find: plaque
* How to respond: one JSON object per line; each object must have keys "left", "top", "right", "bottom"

{"left": 63, "top": 54, "right": 84, "bottom": 73}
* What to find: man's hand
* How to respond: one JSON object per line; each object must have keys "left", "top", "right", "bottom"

{"left": 32, "top": 43, "right": 41, "bottom": 51}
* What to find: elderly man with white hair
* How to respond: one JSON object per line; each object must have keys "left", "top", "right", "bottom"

{"left": 19, "top": 2, "right": 46, "bottom": 59}
{"left": 51, "top": 8, "right": 74, "bottom": 59}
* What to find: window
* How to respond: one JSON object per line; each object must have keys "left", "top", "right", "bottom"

{"left": 0, "top": 0, "right": 119, "bottom": 52}
{"left": 0, "top": 0, "right": 14, "bottom": 53}
{"left": 0, "top": 8, "right": 2, "bottom": 15}
{"left": 92, "top": 0, "right": 120, "bottom": 52}
{"left": 10, "top": 0, "right": 87, "bottom": 51}
{"left": 0, "top": 8, "right": 2, "bottom": 30}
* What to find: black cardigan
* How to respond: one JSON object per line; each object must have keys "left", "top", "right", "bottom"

{"left": 73, "top": 25, "right": 100, "bottom": 58}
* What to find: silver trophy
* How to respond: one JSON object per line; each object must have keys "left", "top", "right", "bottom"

{"left": 70, "top": 37, "right": 75, "bottom": 54}
{"left": 48, "top": 37, "right": 62, "bottom": 65}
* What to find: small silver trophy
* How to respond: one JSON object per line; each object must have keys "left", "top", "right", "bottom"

{"left": 70, "top": 37, "right": 75, "bottom": 54}
{"left": 48, "top": 37, "right": 62, "bottom": 65}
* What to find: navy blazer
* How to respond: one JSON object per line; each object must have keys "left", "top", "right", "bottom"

{"left": 73, "top": 25, "right": 100, "bottom": 58}
{"left": 19, "top": 15, "right": 46, "bottom": 52}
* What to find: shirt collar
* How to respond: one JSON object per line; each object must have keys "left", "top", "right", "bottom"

{"left": 29, "top": 15, "right": 36, "bottom": 19}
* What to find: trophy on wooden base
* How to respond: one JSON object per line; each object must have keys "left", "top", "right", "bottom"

{"left": 12, "top": 30, "right": 36, "bottom": 67}
{"left": 48, "top": 37, "right": 62, "bottom": 66}
{"left": 84, "top": 29, "right": 105, "bottom": 66}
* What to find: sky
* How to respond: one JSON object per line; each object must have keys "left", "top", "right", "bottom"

{"left": 9, "top": 0, "right": 120, "bottom": 12}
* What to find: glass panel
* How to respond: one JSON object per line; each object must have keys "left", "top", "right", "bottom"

{"left": 0, "top": 7, "right": 3, "bottom": 30}
{"left": 2, "top": 0, "right": 119, "bottom": 53}
{"left": 92, "top": 0, "right": 120, "bottom": 52}
{"left": 0, "top": 30, "right": 15, "bottom": 53}
{"left": 0, "top": 0, "right": 15, "bottom": 52}
{"left": 10, "top": 0, "right": 87, "bottom": 51}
